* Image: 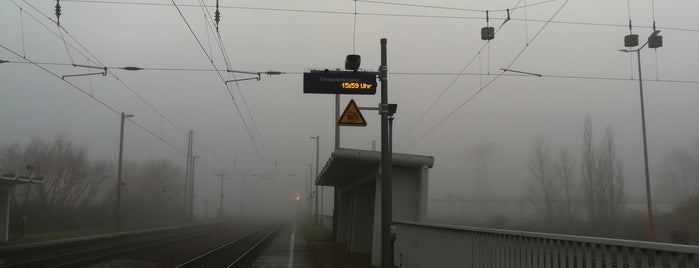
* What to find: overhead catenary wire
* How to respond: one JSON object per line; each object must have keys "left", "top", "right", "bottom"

{"left": 179, "top": 0, "right": 268, "bottom": 157}
{"left": 19, "top": 7, "right": 26, "bottom": 58}
{"left": 58, "top": 26, "right": 75, "bottom": 65}
{"left": 0, "top": 44, "right": 223, "bottom": 172}
{"left": 56, "top": 0, "right": 699, "bottom": 33}
{"left": 355, "top": 0, "right": 556, "bottom": 13}
{"left": 12, "top": 0, "right": 227, "bottom": 170}
{"left": 353, "top": 0, "right": 358, "bottom": 53}
{"left": 650, "top": 0, "right": 659, "bottom": 81}
{"left": 199, "top": 4, "right": 270, "bottom": 161}
{"left": 524, "top": 0, "right": 529, "bottom": 45}
{"left": 7, "top": 60, "right": 699, "bottom": 85}
{"left": 626, "top": 0, "right": 634, "bottom": 79}
{"left": 24, "top": 0, "right": 194, "bottom": 139}
{"left": 408, "top": 0, "right": 571, "bottom": 148}
{"left": 171, "top": 0, "right": 266, "bottom": 164}
{"left": 170, "top": 0, "right": 213, "bottom": 64}
{"left": 396, "top": 0, "right": 524, "bottom": 148}
{"left": 199, "top": 0, "right": 269, "bottom": 161}
{"left": 199, "top": 0, "right": 214, "bottom": 63}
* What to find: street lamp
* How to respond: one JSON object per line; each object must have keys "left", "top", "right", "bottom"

{"left": 115, "top": 112, "right": 134, "bottom": 230}
{"left": 309, "top": 136, "right": 320, "bottom": 224}
{"left": 619, "top": 29, "right": 662, "bottom": 237}
{"left": 307, "top": 164, "right": 313, "bottom": 216}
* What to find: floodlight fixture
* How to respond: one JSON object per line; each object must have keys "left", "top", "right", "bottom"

{"left": 648, "top": 30, "right": 663, "bottom": 49}
{"left": 345, "top": 54, "right": 361, "bottom": 71}
{"left": 481, "top": 27, "right": 495, "bottom": 41}
{"left": 625, "top": 34, "right": 639, "bottom": 47}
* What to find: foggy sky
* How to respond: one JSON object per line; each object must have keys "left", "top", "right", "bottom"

{"left": 1, "top": 0, "right": 698, "bottom": 218}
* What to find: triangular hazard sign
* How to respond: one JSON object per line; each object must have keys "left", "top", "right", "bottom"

{"left": 338, "top": 99, "right": 367, "bottom": 126}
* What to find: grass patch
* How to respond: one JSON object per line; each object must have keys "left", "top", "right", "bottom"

{"left": 301, "top": 222, "right": 333, "bottom": 242}
{"left": 301, "top": 222, "right": 373, "bottom": 268}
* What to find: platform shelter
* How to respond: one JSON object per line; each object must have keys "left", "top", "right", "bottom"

{"left": 315, "top": 148, "right": 434, "bottom": 266}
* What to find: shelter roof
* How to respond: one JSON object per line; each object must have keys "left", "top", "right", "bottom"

{"left": 315, "top": 148, "right": 434, "bottom": 187}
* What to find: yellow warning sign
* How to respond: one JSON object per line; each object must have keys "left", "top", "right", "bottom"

{"left": 338, "top": 99, "right": 367, "bottom": 127}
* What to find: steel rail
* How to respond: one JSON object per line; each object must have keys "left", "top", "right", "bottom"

{"left": 0, "top": 222, "right": 234, "bottom": 267}
{"left": 174, "top": 223, "right": 283, "bottom": 268}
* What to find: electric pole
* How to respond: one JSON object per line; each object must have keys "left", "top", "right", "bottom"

{"left": 379, "top": 38, "right": 394, "bottom": 268}
{"left": 217, "top": 171, "right": 231, "bottom": 219}
{"left": 115, "top": 112, "right": 133, "bottom": 230}
{"left": 184, "top": 131, "right": 195, "bottom": 221}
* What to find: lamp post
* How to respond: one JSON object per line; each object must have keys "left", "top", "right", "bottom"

{"left": 309, "top": 136, "right": 320, "bottom": 224}
{"left": 306, "top": 164, "right": 316, "bottom": 218}
{"left": 115, "top": 112, "right": 134, "bottom": 230}
{"left": 619, "top": 29, "right": 662, "bottom": 237}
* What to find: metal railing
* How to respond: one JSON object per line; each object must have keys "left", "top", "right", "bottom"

{"left": 394, "top": 221, "right": 699, "bottom": 268}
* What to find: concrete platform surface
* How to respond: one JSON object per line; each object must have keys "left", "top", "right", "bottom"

{"left": 251, "top": 220, "right": 310, "bottom": 268}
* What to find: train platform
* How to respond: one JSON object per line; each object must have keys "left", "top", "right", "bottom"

{"left": 251, "top": 220, "right": 310, "bottom": 268}
{"left": 251, "top": 220, "right": 372, "bottom": 268}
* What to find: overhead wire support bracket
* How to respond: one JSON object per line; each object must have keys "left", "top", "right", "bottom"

{"left": 226, "top": 69, "right": 261, "bottom": 76}
{"left": 501, "top": 8, "right": 511, "bottom": 27}
{"left": 225, "top": 73, "right": 260, "bottom": 84}
{"left": 62, "top": 67, "right": 107, "bottom": 79}
{"left": 223, "top": 69, "right": 283, "bottom": 83}
{"left": 73, "top": 63, "right": 106, "bottom": 70}
{"left": 500, "top": 68, "right": 542, "bottom": 77}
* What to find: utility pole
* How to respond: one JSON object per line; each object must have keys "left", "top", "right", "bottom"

{"left": 115, "top": 112, "right": 133, "bottom": 230}
{"left": 310, "top": 136, "right": 320, "bottom": 224}
{"left": 240, "top": 172, "right": 246, "bottom": 214}
{"left": 379, "top": 38, "right": 394, "bottom": 268}
{"left": 217, "top": 171, "right": 231, "bottom": 219}
{"left": 307, "top": 164, "right": 313, "bottom": 217}
{"left": 191, "top": 155, "right": 198, "bottom": 220}
{"left": 184, "top": 131, "right": 194, "bottom": 221}
{"left": 619, "top": 29, "right": 662, "bottom": 237}
{"left": 204, "top": 196, "right": 209, "bottom": 220}
{"left": 335, "top": 95, "right": 340, "bottom": 149}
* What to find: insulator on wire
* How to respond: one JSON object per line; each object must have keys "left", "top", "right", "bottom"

{"left": 481, "top": 10, "right": 494, "bottom": 40}
{"left": 648, "top": 21, "right": 663, "bottom": 49}
{"left": 628, "top": 19, "right": 633, "bottom": 33}
{"left": 624, "top": 20, "right": 638, "bottom": 47}
{"left": 214, "top": 0, "right": 220, "bottom": 32}
{"left": 55, "top": 0, "right": 61, "bottom": 25}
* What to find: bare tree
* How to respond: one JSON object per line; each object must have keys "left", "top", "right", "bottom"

{"left": 555, "top": 146, "right": 577, "bottom": 225}
{"left": 528, "top": 135, "right": 560, "bottom": 224}
{"left": 579, "top": 115, "right": 626, "bottom": 227}
{"left": 123, "top": 158, "right": 184, "bottom": 226}
{"left": 1, "top": 136, "right": 114, "bottom": 231}
{"left": 656, "top": 147, "right": 699, "bottom": 201}
{"left": 595, "top": 127, "right": 625, "bottom": 224}
{"left": 2, "top": 137, "right": 113, "bottom": 209}
{"left": 581, "top": 115, "right": 597, "bottom": 223}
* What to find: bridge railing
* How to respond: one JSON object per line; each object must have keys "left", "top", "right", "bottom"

{"left": 394, "top": 221, "right": 699, "bottom": 268}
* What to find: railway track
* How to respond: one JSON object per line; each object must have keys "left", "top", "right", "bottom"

{"left": 175, "top": 224, "right": 282, "bottom": 268}
{"left": 0, "top": 220, "right": 284, "bottom": 267}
